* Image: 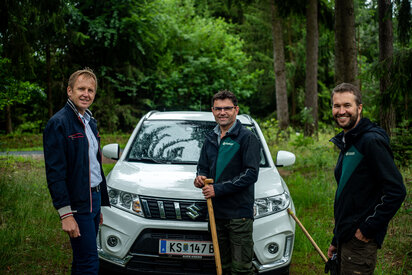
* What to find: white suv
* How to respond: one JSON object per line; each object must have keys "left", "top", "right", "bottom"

{"left": 99, "top": 111, "right": 296, "bottom": 274}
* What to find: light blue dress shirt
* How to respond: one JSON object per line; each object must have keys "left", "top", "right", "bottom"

{"left": 80, "top": 112, "right": 102, "bottom": 188}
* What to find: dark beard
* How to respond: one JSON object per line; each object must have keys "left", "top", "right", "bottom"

{"left": 334, "top": 112, "right": 359, "bottom": 131}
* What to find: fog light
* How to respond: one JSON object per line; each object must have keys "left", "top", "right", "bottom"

{"left": 107, "top": 236, "right": 119, "bottom": 247}
{"left": 96, "top": 230, "right": 101, "bottom": 250}
{"left": 268, "top": 243, "right": 279, "bottom": 254}
{"left": 284, "top": 235, "right": 293, "bottom": 257}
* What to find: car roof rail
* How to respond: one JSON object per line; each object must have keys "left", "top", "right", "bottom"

{"left": 241, "top": 114, "right": 254, "bottom": 124}
{"left": 145, "top": 110, "right": 159, "bottom": 119}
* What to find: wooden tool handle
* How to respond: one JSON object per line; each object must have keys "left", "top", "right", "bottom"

{"left": 204, "top": 178, "right": 214, "bottom": 185}
{"left": 287, "top": 208, "right": 328, "bottom": 263}
{"left": 204, "top": 178, "right": 222, "bottom": 275}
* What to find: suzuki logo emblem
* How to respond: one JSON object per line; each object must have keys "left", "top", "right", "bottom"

{"left": 186, "top": 203, "right": 201, "bottom": 220}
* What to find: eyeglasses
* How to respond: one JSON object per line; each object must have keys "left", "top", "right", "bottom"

{"left": 212, "top": 106, "right": 236, "bottom": 112}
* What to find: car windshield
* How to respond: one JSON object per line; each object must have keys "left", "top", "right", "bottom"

{"left": 126, "top": 120, "right": 268, "bottom": 166}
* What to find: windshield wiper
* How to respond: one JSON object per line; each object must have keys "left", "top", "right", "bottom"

{"left": 128, "top": 157, "right": 165, "bottom": 164}
{"left": 168, "top": 161, "right": 197, "bottom": 165}
{"left": 128, "top": 157, "right": 196, "bottom": 165}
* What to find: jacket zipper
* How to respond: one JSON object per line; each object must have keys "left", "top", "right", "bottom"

{"left": 214, "top": 133, "right": 225, "bottom": 181}
{"left": 78, "top": 116, "right": 93, "bottom": 213}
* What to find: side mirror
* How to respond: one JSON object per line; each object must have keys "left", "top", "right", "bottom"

{"left": 275, "top": 150, "right": 296, "bottom": 167}
{"left": 102, "top": 143, "right": 120, "bottom": 160}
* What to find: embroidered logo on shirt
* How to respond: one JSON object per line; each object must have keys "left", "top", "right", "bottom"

{"left": 345, "top": 152, "right": 355, "bottom": 156}
{"left": 222, "top": 142, "right": 234, "bottom": 146}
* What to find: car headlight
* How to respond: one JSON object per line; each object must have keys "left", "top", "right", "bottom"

{"left": 254, "top": 192, "right": 290, "bottom": 219}
{"left": 107, "top": 186, "right": 144, "bottom": 217}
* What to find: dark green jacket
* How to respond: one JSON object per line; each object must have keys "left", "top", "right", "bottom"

{"left": 197, "top": 120, "right": 260, "bottom": 219}
{"left": 330, "top": 118, "right": 405, "bottom": 248}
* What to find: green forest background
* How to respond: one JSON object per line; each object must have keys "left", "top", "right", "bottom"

{"left": 0, "top": 1, "right": 411, "bottom": 273}
{"left": 0, "top": 0, "right": 411, "bottom": 143}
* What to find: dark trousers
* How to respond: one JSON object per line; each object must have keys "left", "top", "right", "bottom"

{"left": 338, "top": 236, "right": 378, "bottom": 275}
{"left": 215, "top": 218, "right": 254, "bottom": 275}
{"left": 70, "top": 191, "right": 101, "bottom": 275}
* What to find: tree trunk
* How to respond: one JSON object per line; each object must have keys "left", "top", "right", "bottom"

{"left": 287, "top": 19, "right": 297, "bottom": 124}
{"left": 304, "top": 0, "right": 318, "bottom": 137}
{"left": 6, "top": 105, "right": 12, "bottom": 134}
{"left": 270, "top": 0, "right": 289, "bottom": 130}
{"left": 334, "top": 0, "right": 358, "bottom": 85}
{"left": 46, "top": 43, "right": 53, "bottom": 118}
{"left": 378, "top": 0, "right": 395, "bottom": 135}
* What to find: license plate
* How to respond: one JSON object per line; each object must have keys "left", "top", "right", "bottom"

{"left": 159, "top": 239, "right": 214, "bottom": 256}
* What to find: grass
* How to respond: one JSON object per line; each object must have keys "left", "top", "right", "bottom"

{"left": 0, "top": 156, "right": 116, "bottom": 274}
{"left": 0, "top": 130, "right": 410, "bottom": 274}
{"left": 0, "top": 156, "right": 71, "bottom": 274}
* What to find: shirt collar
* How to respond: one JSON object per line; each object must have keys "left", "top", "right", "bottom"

{"left": 79, "top": 112, "right": 91, "bottom": 125}
{"left": 67, "top": 99, "right": 93, "bottom": 120}
{"left": 213, "top": 120, "right": 238, "bottom": 136}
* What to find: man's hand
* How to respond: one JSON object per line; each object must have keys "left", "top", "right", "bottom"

{"left": 202, "top": 184, "right": 215, "bottom": 199}
{"left": 355, "top": 228, "right": 371, "bottom": 243}
{"left": 327, "top": 244, "right": 337, "bottom": 259}
{"left": 194, "top": 175, "right": 206, "bottom": 188}
{"left": 100, "top": 213, "right": 103, "bottom": 225}
{"left": 62, "top": 216, "right": 81, "bottom": 238}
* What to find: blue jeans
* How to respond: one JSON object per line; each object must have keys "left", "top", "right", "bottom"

{"left": 70, "top": 190, "right": 101, "bottom": 275}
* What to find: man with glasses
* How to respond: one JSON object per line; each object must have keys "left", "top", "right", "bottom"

{"left": 194, "top": 90, "right": 261, "bottom": 274}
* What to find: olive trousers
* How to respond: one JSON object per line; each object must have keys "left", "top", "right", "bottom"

{"left": 215, "top": 218, "right": 254, "bottom": 275}
{"left": 338, "top": 236, "right": 378, "bottom": 275}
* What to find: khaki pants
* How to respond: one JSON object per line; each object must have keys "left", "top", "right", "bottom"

{"left": 338, "top": 236, "right": 378, "bottom": 275}
{"left": 215, "top": 218, "right": 254, "bottom": 275}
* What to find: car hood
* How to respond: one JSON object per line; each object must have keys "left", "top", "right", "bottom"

{"left": 107, "top": 161, "right": 285, "bottom": 200}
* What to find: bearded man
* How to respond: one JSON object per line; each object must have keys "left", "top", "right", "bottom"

{"left": 327, "top": 83, "right": 406, "bottom": 274}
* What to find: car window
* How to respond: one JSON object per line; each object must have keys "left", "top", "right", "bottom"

{"left": 126, "top": 120, "right": 268, "bottom": 166}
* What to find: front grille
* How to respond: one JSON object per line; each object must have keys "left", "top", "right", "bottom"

{"left": 127, "top": 229, "right": 215, "bottom": 275}
{"left": 140, "top": 196, "right": 208, "bottom": 221}
{"left": 126, "top": 255, "right": 216, "bottom": 274}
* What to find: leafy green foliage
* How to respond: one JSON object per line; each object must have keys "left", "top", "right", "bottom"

{"left": 258, "top": 118, "right": 292, "bottom": 153}
{"left": 56, "top": 0, "right": 260, "bottom": 129}
{"left": 134, "top": 0, "right": 260, "bottom": 111}
{"left": 0, "top": 57, "right": 44, "bottom": 111}
{"left": 391, "top": 120, "right": 412, "bottom": 167}
{"left": 0, "top": 0, "right": 411, "bottom": 134}
{"left": 395, "top": 0, "right": 412, "bottom": 46}
{"left": 363, "top": 48, "right": 412, "bottom": 125}
{"left": 290, "top": 133, "right": 315, "bottom": 148}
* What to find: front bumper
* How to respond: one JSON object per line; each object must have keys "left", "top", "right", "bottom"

{"left": 98, "top": 206, "right": 295, "bottom": 274}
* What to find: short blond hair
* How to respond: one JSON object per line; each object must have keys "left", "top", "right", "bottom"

{"left": 68, "top": 67, "right": 98, "bottom": 90}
